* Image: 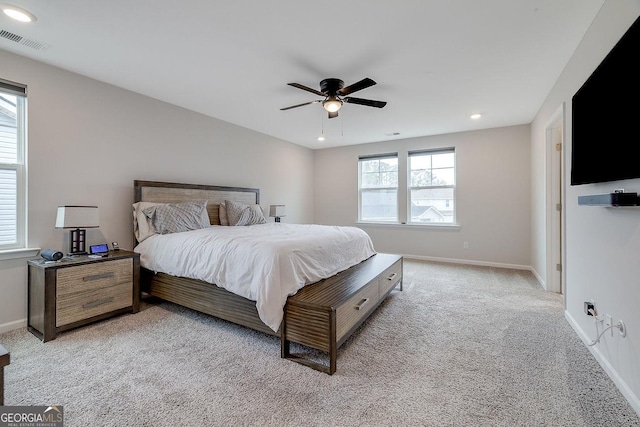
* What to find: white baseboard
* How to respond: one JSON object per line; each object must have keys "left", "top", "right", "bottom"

{"left": 565, "top": 310, "right": 640, "bottom": 417}
{"left": 401, "top": 253, "right": 532, "bottom": 272}
{"left": 0, "top": 318, "right": 26, "bottom": 334}
{"left": 529, "top": 267, "right": 546, "bottom": 289}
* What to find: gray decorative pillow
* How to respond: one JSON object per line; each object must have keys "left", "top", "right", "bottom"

{"left": 225, "top": 200, "right": 266, "bottom": 226}
{"left": 143, "top": 200, "right": 210, "bottom": 234}
{"left": 237, "top": 204, "right": 267, "bottom": 226}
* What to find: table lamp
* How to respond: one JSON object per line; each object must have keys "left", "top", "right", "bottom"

{"left": 55, "top": 206, "right": 99, "bottom": 255}
{"left": 269, "top": 205, "right": 286, "bottom": 223}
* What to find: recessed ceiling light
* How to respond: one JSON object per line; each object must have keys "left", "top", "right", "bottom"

{"left": 317, "top": 136, "right": 325, "bottom": 141}
{"left": 470, "top": 113, "right": 482, "bottom": 120}
{"left": 1, "top": 4, "right": 37, "bottom": 22}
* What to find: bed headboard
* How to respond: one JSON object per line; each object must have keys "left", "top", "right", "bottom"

{"left": 133, "top": 180, "right": 260, "bottom": 225}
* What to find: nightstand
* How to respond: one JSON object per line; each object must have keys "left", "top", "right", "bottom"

{"left": 0, "top": 344, "right": 8, "bottom": 406}
{"left": 27, "top": 250, "right": 140, "bottom": 342}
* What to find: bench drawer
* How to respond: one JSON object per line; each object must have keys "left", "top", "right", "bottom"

{"left": 335, "top": 278, "right": 379, "bottom": 341}
{"left": 378, "top": 259, "right": 402, "bottom": 297}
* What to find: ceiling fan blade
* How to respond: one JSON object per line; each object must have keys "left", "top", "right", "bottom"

{"left": 328, "top": 110, "right": 339, "bottom": 119}
{"left": 343, "top": 97, "right": 387, "bottom": 108}
{"left": 287, "top": 83, "right": 326, "bottom": 97}
{"left": 338, "top": 78, "right": 376, "bottom": 96}
{"left": 280, "top": 100, "right": 321, "bottom": 111}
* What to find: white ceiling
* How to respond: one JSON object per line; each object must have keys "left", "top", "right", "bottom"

{"left": 1, "top": 0, "right": 605, "bottom": 149}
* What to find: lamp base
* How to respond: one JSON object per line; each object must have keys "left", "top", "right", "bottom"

{"left": 69, "top": 229, "right": 87, "bottom": 255}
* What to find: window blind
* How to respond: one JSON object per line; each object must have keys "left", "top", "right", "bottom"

{"left": 0, "top": 78, "right": 26, "bottom": 248}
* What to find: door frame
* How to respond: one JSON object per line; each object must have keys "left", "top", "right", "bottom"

{"left": 545, "top": 103, "right": 565, "bottom": 298}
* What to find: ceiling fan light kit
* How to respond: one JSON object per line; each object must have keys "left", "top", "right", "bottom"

{"left": 323, "top": 96, "right": 342, "bottom": 113}
{"left": 281, "top": 77, "right": 386, "bottom": 119}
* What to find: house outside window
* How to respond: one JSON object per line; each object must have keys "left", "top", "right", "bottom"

{"left": 0, "top": 78, "right": 27, "bottom": 250}
{"left": 358, "top": 153, "right": 398, "bottom": 222}
{"left": 409, "top": 148, "right": 455, "bottom": 224}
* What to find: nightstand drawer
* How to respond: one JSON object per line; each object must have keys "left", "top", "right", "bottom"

{"left": 56, "top": 282, "right": 132, "bottom": 327}
{"left": 56, "top": 258, "right": 133, "bottom": 327}
{"left": 56, "top": 258, "right": 133, "bottom": 296}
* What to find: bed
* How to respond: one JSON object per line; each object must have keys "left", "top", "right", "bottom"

{"left": 133, "top": 180, "right": 402, "bottom": 373}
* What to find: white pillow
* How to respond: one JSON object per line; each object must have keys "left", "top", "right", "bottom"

{"left": 219, "top": 201, "right": 228, "bottom": 226}
{"left": 133, "top": 202, "right": 163, "bottom": 242}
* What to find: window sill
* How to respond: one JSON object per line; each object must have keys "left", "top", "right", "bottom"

{"left": 356, "top": 222, "right": 461, "bottom": 231}
{"left": 0, "top": 247, "right": 41, "bottom": 261}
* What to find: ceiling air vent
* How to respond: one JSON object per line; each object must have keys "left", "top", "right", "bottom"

{"left": 0, "top": 28, "right": 50, "bottom": 51}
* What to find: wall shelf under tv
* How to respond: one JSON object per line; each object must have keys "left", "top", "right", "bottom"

{"left": 578, "top": 193, "right": 640, "bottom": 207}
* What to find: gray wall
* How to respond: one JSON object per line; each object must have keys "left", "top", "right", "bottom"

{"left": 0, "top": 49, "right": 315, "bottom": 331}
{"left": 314, "top": 125, "right": 531, "bottom": 268}
{"left": 531, "top": 0, "right": 640, "bottom": 413}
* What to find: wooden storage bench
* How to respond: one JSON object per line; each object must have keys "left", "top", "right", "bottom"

{"left": 281, "top": 253, "right": 403, "bottom": 374}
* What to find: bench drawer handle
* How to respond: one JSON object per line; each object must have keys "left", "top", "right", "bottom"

{"left": 83, "top": 272, "right": 114, "bottom": 282}
{"left": 386, "top": 272, "right": 398, "bottom": 281}
{"left": 83, "top": 297, "right": 114, "bottom": 309}
{"left": 355, "top": 298, "right": 370, "bottom": 310}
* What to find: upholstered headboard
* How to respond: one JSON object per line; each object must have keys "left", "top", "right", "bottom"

{"left": 133, "top": 180, "right": 260, "bottom": 226}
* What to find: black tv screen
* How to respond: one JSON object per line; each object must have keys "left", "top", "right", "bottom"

{"left": 571, "top": 15, "right": 640, "bottom": 186}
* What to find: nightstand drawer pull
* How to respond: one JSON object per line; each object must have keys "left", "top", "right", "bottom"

{"left": 83, "top": 272, "right": 115, "bottom": 282}
{"left": 355, "top": 298, "right": 370, "bottom": 310}
{"left": 83, "top": 297, "right": 114, "bottom": 309}
{"left": 386, "top": 272, "right": 398, "bottom": 281}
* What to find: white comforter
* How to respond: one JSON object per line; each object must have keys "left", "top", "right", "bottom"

{"left": 134, "top": 223, "right": 376, "bottom": 331}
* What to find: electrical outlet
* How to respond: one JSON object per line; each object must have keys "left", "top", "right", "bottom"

{"left": 605, "top": 314, "right": 613, "bottom": 336}
{"left": 584, "top": 301, "right": 595, "bottom": 316}
{"left": 463, "top": 242, "right": 469, "bottom": 250}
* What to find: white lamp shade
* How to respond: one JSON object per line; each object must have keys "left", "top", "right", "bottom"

{"left": 55, "top": 206, "right": 99, "bottom": 229}
{"left": 269, "top": 205, "right": 286, "bottom": 217}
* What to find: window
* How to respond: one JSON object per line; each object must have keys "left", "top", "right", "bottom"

{"left": 409, "top": 149, "right": 455, "bottom": 224}
{"left": 357, "top": 148, "right": 457, "bottom": 226}
{"left": 358, "top": 153, "right": 398, "bottom": 222}
{"left": 0, "top": 78, "right": 27, "bottom": 250}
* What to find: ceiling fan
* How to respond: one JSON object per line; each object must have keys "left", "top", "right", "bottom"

{"left": 280, "top": 77, "right": 387, "bottom": 118}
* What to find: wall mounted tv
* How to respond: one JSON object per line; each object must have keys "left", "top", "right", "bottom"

{"left": 571, "top": 14, "right": 640, "bottom": 186}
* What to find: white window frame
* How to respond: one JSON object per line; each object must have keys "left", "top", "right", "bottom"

{"left": 0, "top": 78, "right": 28, "bottom": 252}
{"left": 408, "top": 148, "right": 456, "bottom": 225}
{"left": 357, "top": 148, "right": 458, "bottom": 227}
{"left": 358, "top": 153, "right": 399, "bottom": 223}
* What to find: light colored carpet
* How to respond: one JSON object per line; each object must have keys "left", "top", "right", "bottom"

{"left": 1, "top": 259, "right": 639, "bottom": 426}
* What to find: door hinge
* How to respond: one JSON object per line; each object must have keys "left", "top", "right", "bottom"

{"left": 556, "top": 203, "right": 562, "bottom": 212}
{"left": 556, "top": 143, "right": 562, "bottom": 151}
{"left": 556, "top": 263, "right": 562, "bottom": 272}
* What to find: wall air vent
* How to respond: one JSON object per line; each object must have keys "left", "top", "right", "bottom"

{"left": 0, "top": 28, "right": 50, "bottom": 51}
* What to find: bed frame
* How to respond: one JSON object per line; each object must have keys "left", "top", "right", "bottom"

{"left": 134, "top": 180, "right": 402, "bottom": 373}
